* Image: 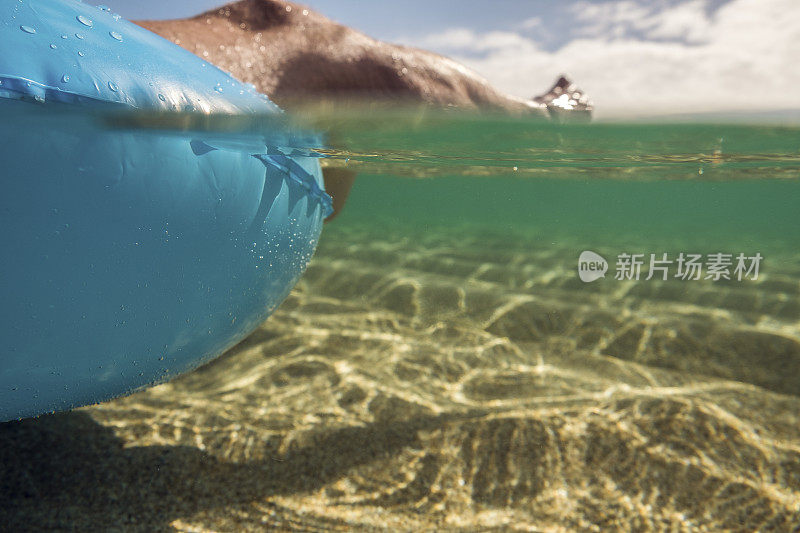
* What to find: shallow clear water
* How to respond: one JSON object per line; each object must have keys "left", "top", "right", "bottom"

{"left": 318, "top": 110, "right": 800, "bottom": 254}
{"left": 2, "top": 108, "right": 800, "bottom": 531}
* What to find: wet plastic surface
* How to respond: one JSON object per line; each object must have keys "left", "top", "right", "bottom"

{"left": 0, "top": 0, "right": 331, "bottom": 420}
{"left": 0, "top": 0, "right": 278, "bottom": 111}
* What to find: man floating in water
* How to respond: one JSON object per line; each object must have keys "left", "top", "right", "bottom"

{"left": 137, "top": 0, "right": 592, "bottom": 216}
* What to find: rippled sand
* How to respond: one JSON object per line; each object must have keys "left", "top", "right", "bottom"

{"left": 2, "top": 224, "right": 800, "bottom": 531}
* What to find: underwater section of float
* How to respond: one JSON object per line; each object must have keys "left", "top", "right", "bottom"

{"left": 0, "top": 0, "right": 332, "bottom": 421}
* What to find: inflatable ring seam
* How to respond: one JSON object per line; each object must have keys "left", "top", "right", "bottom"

{"left": 0, "top": 73, "right": 127, "bottom": 106}
{"left": 0, "top": 74, "right": 334, "bottom": 217}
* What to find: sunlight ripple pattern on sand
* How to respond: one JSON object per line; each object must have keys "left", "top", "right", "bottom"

{"left": 2, "top": 225, "right": 799, "bottom": 531}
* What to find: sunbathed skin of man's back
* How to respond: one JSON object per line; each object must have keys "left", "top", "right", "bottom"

{"left": 135, "top": 0, "right": 546, "bottom": 114}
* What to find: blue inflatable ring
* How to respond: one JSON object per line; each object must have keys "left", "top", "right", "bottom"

{"left": 0, "top": 0, "right": 332, "bottom": 421}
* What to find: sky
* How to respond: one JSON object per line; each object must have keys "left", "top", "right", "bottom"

{"left": 86, "top": 0, "right": 800, "bottom": 117}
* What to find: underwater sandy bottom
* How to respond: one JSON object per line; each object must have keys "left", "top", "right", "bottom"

{"left": 2, "top": 224, "right": 800, "bottom": 532}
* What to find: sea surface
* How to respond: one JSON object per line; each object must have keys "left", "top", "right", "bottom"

{"left": 2, "top": 108, "right": 800, "bottom": 531}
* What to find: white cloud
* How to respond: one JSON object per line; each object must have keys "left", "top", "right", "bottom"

{"left": 518, "top": 17, "right": 543, "bottom": 31}
{"left": 405, "top": 0, "right": 800, "bottom": 117}
{"left": 571, "top": 0, "right": 654, "bottom": 40}
{"left": 571, "top": 0, "right": 711, "bottom": 43}
{"left": 418, "top": 28, "right": 540, "bottom": 53}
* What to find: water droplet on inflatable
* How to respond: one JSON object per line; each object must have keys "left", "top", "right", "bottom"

{"left": 78, "top": 51, "right": 85, "bottom": 57}
{"left": 61, "top": 74, "right": 70, "bottom": 83}
{"left": 61, "top": 34, "right": 68, "bottom": 39}
{"left": 158, "top": 93, "right": 166, "bottom": 102}
{"left": 214, "top": 84, "right": 224, "bottom": 93}
{"left": 50, "top": 43, "right": 57, "bottom": 49}
{"left": 75, "top": 33, "right": 85, "bottom": 39}
{"left": 77, "top": 15, "right": 93, "bottom": 27}
{"left": 20, "top": 25, "right": 36, "bottom": 34}
{"left": 109, "top": 31, "right": 123, "bottom": 41}
{"left": 97, "top": 4, "right": 111, "bottom": 11}
{"left": 108, "top": 81, "right": 118, "bottom": 92}
{"left": 112, "top": 14, "right": 121, "bottom": 21}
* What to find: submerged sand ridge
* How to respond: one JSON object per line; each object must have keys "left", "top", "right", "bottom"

{"left": 2, "top": 225, "right": 799, "bottom": 531}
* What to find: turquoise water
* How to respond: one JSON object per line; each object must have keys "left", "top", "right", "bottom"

{"left": 320, "top": 115, "right": 800, "bottom": 257}
{"left": 338, "top": 174, "right": 798, "bottom": 250}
